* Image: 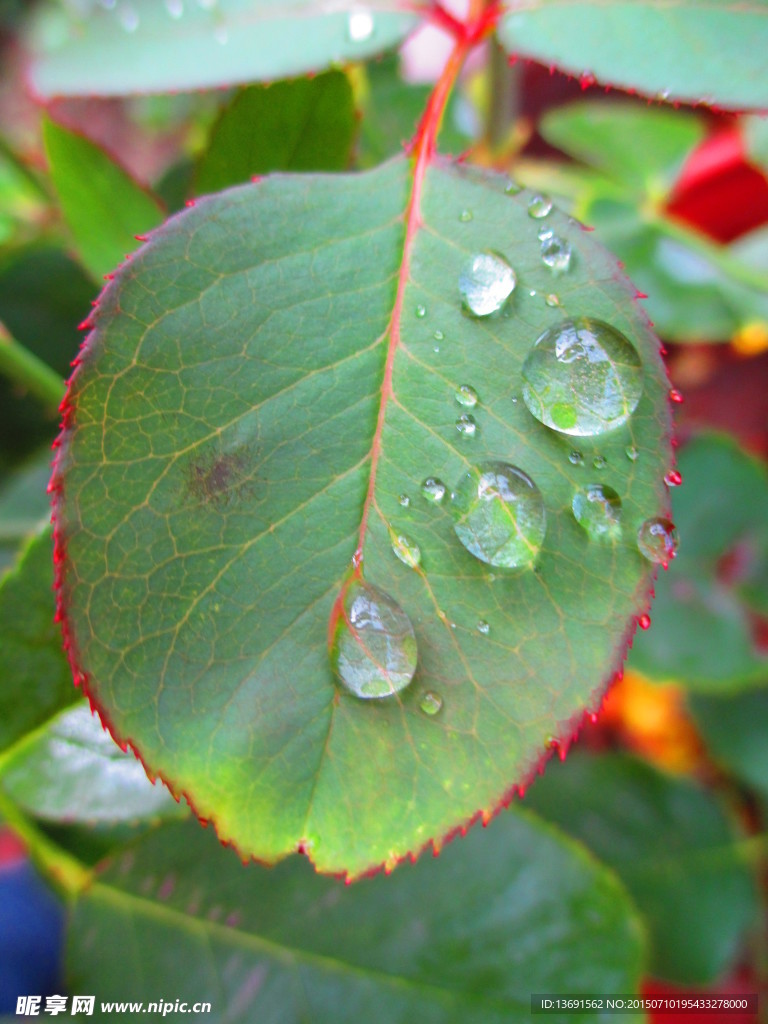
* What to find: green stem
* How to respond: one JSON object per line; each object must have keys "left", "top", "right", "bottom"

{"left": 485, "top": 36, "right": 520, "bottom": 153}
{"left": 0, "top": 134, "right": 51, "bottom": 203}
{"left": 0, "top": 321, "right": 66, "bottom": 415}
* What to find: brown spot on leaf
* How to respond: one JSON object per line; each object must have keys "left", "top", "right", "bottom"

{"left": 186, "top": 444, "right": 256, "bottom": 508}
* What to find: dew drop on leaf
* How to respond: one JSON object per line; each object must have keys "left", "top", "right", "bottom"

{"left": 398, "top": 494, "right": 410, "bottom": 508}
{"left": 572, "top": 484, "right": 622, "bottom": 539}
{"left": 476, "top": 619, "right": 490, "bottom": 635}
{"left": 593, "top": 455, "right": 607, "bottom": 470}
{"left": 455, "top": 414, "right": 477, "bottom": 438}
{"left": 459, "top": 209, "right": 473, "bottom": 222}
{"left": 545, "top": 293, "right": 561, "bottom": 307}
{"left": 421, "top": 477, "right": 446, "bottom": 503}
{"left": 637, "top": 517, "right": 678, "bottom": 567}
{"left": 347, "top": 8, "right": 374, "bottom": 41}
{"left": 389, "top": 529, "right": 422, "bottom": 569}
{"left": 527, "top": 194, "right": 553, "bottom": 219}
{"left": 433, "top": 329, "right": 444, "bottom": 341}
{"left": 665, "top": 469, "right": 682, "bottom": 487}
{"left": 455, "top": 384, "right": 479, "bottom": 408}
{"left": 569, "top": 450, "right": 584, "bottom": 466}
{"left": 521, "top": 316, "right": 644, "bottom": 436}
{"left": 419, "top": 691, "right": 443, "bottom": 716}
{"left": 330, "top": 579, "right": 417, "bottom": 699}
{"left": 625, "top": 445, "right": 640, "bottom": 462}
{"left": 450, "top": 461, "right": 546, "bottom": 568}
{"left": 458, "top": 252, "right": 516, "bottom": 317}
{"left": 639, "top": 613, "right": 651, "bottom": 630}
{"left": 541, "top": 235, "right": 573, "bottom": 274}
{"left": 415, "top": 304, "right": 426, "bottom": 318}
{"left": 505, "top": 180, "right": 522, "bottom": 195}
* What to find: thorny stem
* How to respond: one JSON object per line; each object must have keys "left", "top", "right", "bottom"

{"left": 0, "top": 320, "right": 66, "bottom": 416}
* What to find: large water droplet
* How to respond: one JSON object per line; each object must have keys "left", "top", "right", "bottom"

{"left": 390, "top": 529, "right": 421, "bottom": 568}
{"left": 572, "top": 484, "right": 622, "bottom": 539}
{"left": 450, "top": 461, "right": 546, "bottom": 568}
{"left": 330, "top": 580, "right": 417, "bottom": 699}
{"left": 541, "top": 235, "right": 573, "bottom": 273}
{"left": 528, "top": 194, "right": 553, "bottom": 218}
{"left": 459, "top": 252, "right": 516, "bottom": 317}
{"left": 455, "top": 384, "right": 478, "bottom": 408}
{"left": 455, "top": 414, "right": 477, "bottom": 438}
{"left": 637, "top": 517, "right": 678, "bottom": 567}
{"left": 421, "top": 477, "right": 446, "bottom": 503}
{"left": 347, "top": 8, "right": 374, "bottom": 41}
{"left": 521, "top": 317, "right": 644, "bottom": 436}
{"left": 419, "top": 691, "right": 443, "bottom": 716}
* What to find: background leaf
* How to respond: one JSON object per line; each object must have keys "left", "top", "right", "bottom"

{"left": 0, "top": 448, "right": 51, "bottom": 576}
{"left": 30, "top": 0, "right": 423, "bottom": 98}
{"left": 498, "top": 0, "right": 768, "bottom": 110}
{"left": 43, "top": 119, "right": 165, "bottom": 281}
{"left": 525, "top": 751, "right": 758, "bottom": 984}
{"left": 55, "top": 157, "right": 671, "bottom": 876}
{"left": 689, "top": 687, "right": 768, "bottom": 797}
{"left": 67, "top": 810, "right": 645, "bottom": 1024}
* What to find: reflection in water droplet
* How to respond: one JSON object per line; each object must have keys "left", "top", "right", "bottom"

{"left": 593, "top": 455, "right": 607, "bottom": 470}
{"left": 421, "top": 477, "right": 446, "bottom": 503}
{"left": 455, "top": 414, "right": 477, "bottom": 438}
{"left": 459, "top": 209, "right": 473, "bottom": 222}
{"left": 545, "top": 293, "right": 561, "bottom": 307}
{"left": 419, "top": 691, "right": 443, "bottom": 716}
{"left": 625, "top": 445, "right": 639, "bottom": 462}
{"left": 415, "top": 304, "right": 426, "bottom": 318}
{"left": 455, "top": 384, "right": 479, "bottom": 408}
{"left": 433, "top": 329, "right": 444, "bottom": 341}
{"left": 521, "top": 317, "right": 644, "bottom": 436}
{"left": 476, "top": 619, "right": 490, "bottom": 635}
{"left": 347, "top": 8, "right": 374, "bottom": 41}
{"left": 390, "top": 529, "right": 421, "bottom": 568}
{"left": 569, "top": 450, "right": 583, "bottom": 466}
{"left": 330, "top": 579, "right": 417, "bottom": 699}
{"left": 459, "top": 252, "right": 516, "bottom": 316}
{"left": 572, "top": 484, "right": 622, "bottom": 539}
{"left": 541, "top": 235, "right": 573, "bottom": 273}
{"left": 450, "top": 461, "right": 546, "bottom": 568}
{"left": 528, "top": 194, "right": 553, "bottom": 218}
{"left": 398, "top": 494, "right": 410, "bottom": 508}
{"left": 637, "top": 517, "right": 678, "bottom": 567}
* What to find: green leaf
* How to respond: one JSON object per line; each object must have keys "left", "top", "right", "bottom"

{"left": 67, "top": 810, "right": 645, "bottom": 1023}
{"left": 358, "top": 54, "right": 432, "bottom": 167}
{"left": 689, "top": 688, "right": 768, "bottom": 797}
{"left": 30, "top": 0, "right": 422, "bottom": 98}
{"left": 43, "top": 119, "right": 164, "bottom": 281}
{"left": 0, "top": 529, "right": 78, "bottom": 755}
{"left": 630, "top": 433, "right": 768, "bottom": 691}
{"left": 498, "top": 1, "right": 768, "bottom": 111}
{"left": 0, "top": 703, "right": 187, "bottom": 825}
{"left": 0, "top": 448, "right": 52, "bottom": 575}
{"left": 540, "top": 102, "right": 703, "bottom": 194}
{"left": 196, "top": 72, "right": 356, "bottom": 195}
{"left": 54, "top": 157, "right": 671, "bottom": 877}
{"left": 525, "top": 751, "right": 758, "bottom": 984}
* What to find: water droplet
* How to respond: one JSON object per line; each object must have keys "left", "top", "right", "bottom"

{"left": 625, "top": 445, "right": 639, "bottom": 462}
{"left": 455, "top": 414, "right": 477, "bottom": 438}
{"left": 398, "top": 494, "right": 410, "bottom": 508}
{"left": 347, "top": 8, "right": 374, "bottom": 41}
{"left": 164, "top": 0, "right": 183, "bottom": 16}
{"left": 389, "top": 529, "right": 421, "bottom": 568}
{"left": 665, "top": 469, "right": 682, "bottom": 487}
{"left": 569, "top": 450, "right": 583, "bottom": 466}
{"left": 458, "top": 252, "right": 516, "bottom": 317}
{"left": 330, "top": 579, "right": 417, "bottom": 699}
{"left": 541, "top": 235, "right": 573, "bottom": 274}
{"left": 593, "top": 455, "right": 607, "bottom": 470}
{"left": 572, "top": 484, "right": 622, "bottom": 539}
{"left": 521, "top": 317, "right": 644, "bottom": 436}
{"left": 433, "top": 329, "right": 444, "bottom": 341}
{"left": 118, "top": 3, "right": 139, "bottom": 30}
{"left": 669, "top": 388, "right": 684, "bottom": 404}
{"left": 637, "top": 517, "right": 678, "bottom": 567}
{"left": 459, "top": 209, "right": 473, "bottom": 222}
{"left": 450, "top": 461, "right": 546, "bottom": 568}
{"left": 527, "top": 193, "right": 553, "bottom": 219}
{"left": 638, "top": 613, "right": 651, "bottom": 630}
{"left": 504, "top": 180, "right": 522, "bottom": 195}
{"left": 419, "top": 691, "right": 443, "bottom": 716}
{"left": 415, "top": 304, "right": 426, "bottom": 318}
{"left": 455, "top": 384, "right": 478, "bottom": 408}
{"left": 545, "top": 293, "right": 561, "bottom": 307}
{"left": 421, "top": 477, "right": 446, "bottom": 503}
{"left": 538, "top": 225, "right": 554, "bottom": 242}
{"left": 529, "top": 289, "right": 537, "bottom": 298}
{"left": 476, "top": 619, "right": 490, "bottom": 635}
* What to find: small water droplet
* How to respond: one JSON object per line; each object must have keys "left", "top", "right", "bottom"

{"left": 421, "top": 477, "right": 446, "bottom": 503}
{"left": 455, "top": 384, "right": 478, "bottom": 408}
{"left": 572, "top": 484, "right": 622, "bottom": 539}
{"left": 459, "top": 209, "right": 473, "bottom": 222}
{"left": 330, "top": 579, "right": 417, "bottom": 699}
{"left": 638, "top": 613, "right": 651, "bottom": 630}
{"left": 521, "top": 316, "right": 644, "bottom": 436}
{"left": 347, "top": 8, "right": 374, "bottom": 41}
{"left": 541, "top": 235, "right": 573, "bottom": 273}
{"left": 455, "top": 414, "right": 477, "bottom": 438}
{"left": 389, "top": 528, "right": 421, "bottom": 568}
{"left": 665, "top": 469, "right": 682, "bottom": 487}
{"left": 593, "top": 455, "right": 607, "bottom": 470}
{"left": 569, "top": 450, "right": 583, "bottom": 466}
{"left": 637, "top": 517, "right": 678, "bottom": 567}
{"left": 669, "top": 388, "right": 684, "bottom": 404}
{"left": 476, "top": 619, "right": 490, "bottom": 635}
{"left": 545, "top": 293, "right": 561, "bottom": 307}
{"left": 450, "top": 461, "right": 546, "bottom": 568}
{"left": 459, "top": 251, "right": 516, "bottom": 317}
{"left": 415, "top": 304, "right": 426, "bottom": 318}
{"left": 398, "top": 494, "right": 410, "bottom": 508}
{"left": 625, "top": 445, "right": 639, "bottom": 462}
{"left": 538, "top": 225, "right": 554, "bottom": 242}
{"left": 529, "top": 289, "right": 537, "bottom": 298}
{"left": 419, "top": 691, "right": 443, "bottom": 715}
{"left": 433, "top": 329, "right": 444, "bottom": 341}
{"left": 504, "top": 180, "right": 522, "bottom": 195}
{"left": 528, "top": 193, "right": 553, "bottom": 219}
{"left": 118, "top": 3, "right": 139, "bottom": 30}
